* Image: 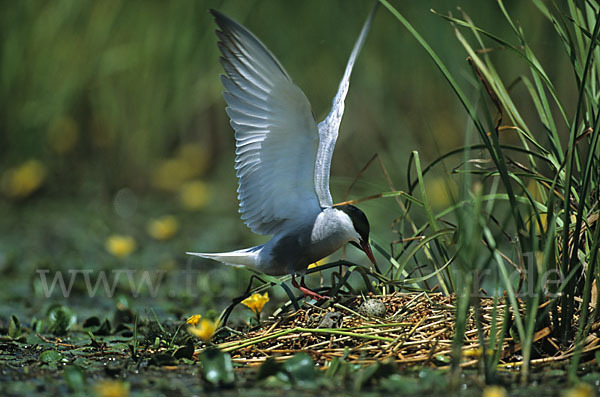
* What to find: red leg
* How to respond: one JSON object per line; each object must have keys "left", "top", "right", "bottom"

{"left": 291, "top": 275, "right": 330, "bottom": 300}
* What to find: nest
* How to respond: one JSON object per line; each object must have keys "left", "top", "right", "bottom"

{"left": 217, "top": 291, "right": 600, "bottom": 368}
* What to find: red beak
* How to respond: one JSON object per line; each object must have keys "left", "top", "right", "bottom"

{"left": 360, "top": 240, "right": 377, "bottom": 267}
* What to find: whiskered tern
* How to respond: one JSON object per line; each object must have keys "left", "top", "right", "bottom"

{"left": 189, "top": 5, "right": 379, "bottom": 299}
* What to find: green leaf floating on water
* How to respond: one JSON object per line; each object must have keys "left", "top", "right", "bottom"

{"left": 173, "top": 339, "right": 195, "bottom": 360}
{"left": 63, "top": 365, "right": 86, "bottom": 393}
{"left": 47, "top": 305, "right": 77, "bottom": 336}
{"left": 256, "top": 357, "right": 281, "bottom": 380}
{"left": 39, "top": 350, "right": 63, "bottom": 363}
{"left": 9, "top": 315, "right": 21, "bottom": 339}
{"left": 82, "top": 316, "right": 112, "bottom": 335}
{"left": 282, "top": 352, "right": 316, "bottom": 388}
{"left": 354, "top": 360, "right": 396, "bottom": 391}
{"left": 434, "top": 354, "right": 451, "bottom": 364}
{"left": 256, "top": 352, "right": 317, "bottom": 388}
{"left": 200, "top": 347, "right": 235, "bottom": 387}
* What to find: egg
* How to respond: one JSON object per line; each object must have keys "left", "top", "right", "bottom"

{"left": 358, "top": 299, "right": 387, "bottom": 318}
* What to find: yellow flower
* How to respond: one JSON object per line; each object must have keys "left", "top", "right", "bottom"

{"left": 1, "top": 159, "right": 46, "bottom": 199}
{"left": 177, "top": 143, "right": 209, "bottom": 176}
{"left": 105, "top": 235, "right": 136, "bottom": 258}
{"left": 152, "top": 144, "right": 208, "bottom": 192}
{"left": 147, "top": 215, "right": 179, "bottom": 241}
{"left": 241, "top": 292, "right": 269, "bottom": 315}
{"left": 463, "top": 347, "right": 482, "bottom": 358}
{"left": 186, "top": 314, "right": 201, "bottom": 326}
{"left": 188, "top": 318, "right": 220, "bottom": 342}
{"left": 47, "top": 115, "right": 79, "bottom": 154}
{"left": 152, "top": 158, "right": 194, "bottom": 192}
{"left": 93, "top": 379, "right": 130, "bottom": 397}
{"left": 179, "top": 180, "right": 211, "bottom": 210}
{"left": 308, "top": 258, "right": 327, "bottom": 270}
{"left": 482, "top": 385, "right": 506, "bottom": 397}
{"left": 562, "top": 383, "right": 594, "bottom": 397}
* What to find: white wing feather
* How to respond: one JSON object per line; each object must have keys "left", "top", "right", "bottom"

{"left": 315, "top": 3, "right": 378, "bottom": 207}
{"left": 213, "top": 10, "right": 321, "bottom": 235}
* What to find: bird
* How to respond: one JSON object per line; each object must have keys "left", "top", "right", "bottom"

{"left": 189, "top": 4, "right": 379, "bottom": 300}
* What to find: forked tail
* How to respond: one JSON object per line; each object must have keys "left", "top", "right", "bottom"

{"left": 187, "top": 245, "right": 263, "bottom": 268}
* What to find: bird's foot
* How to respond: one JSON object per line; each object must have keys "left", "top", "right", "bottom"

{"left": 292, "top": 277, "right": 330, "bottom": 300}
{"left": 299, "top": 285, "right": 331, "bottom": 301}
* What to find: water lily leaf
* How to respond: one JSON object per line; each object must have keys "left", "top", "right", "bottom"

{"left": 200, "top": 347, "right": 234, "bottom": 387}
{"left": 325, "top": 356, "right": 343, "bottom": 378}
{"left": 256, "top": 357, "right": 283, "bottom": 381}
{"left": 282, "top": 352, "right": 316, "bottom": 388}
{"left": 354, "top": 363, "right": 379, "bottom": 390}
{"left": 82, "top": 316, "right": 101, "bottom": 328}
{"left": 87, "top": 331, "right": 102, "bottom": 349}
{"left": 380, "top": 374, "right": 422, "bottom": 394}
{"left": 434, "top": 354, "right": 451, "bottom": 364}
{"left": 84, "top": 316, "right": 112, "bottom": 335}
{"left": 113, "top": 297, "right": 134, "bottom": 328}
{"left": 39, "top": 350, "right": 63, "bottom": 364}
{"left": 30, "top": 317, "right": 45, "bottom": 333}
{"left": 418, "top": 368, "right": 447, "bottom": 389}
{"left": 24, "top": 333, "right": 44, "bottom": 345}
{"left": 354, "top": 360, "right": 396, "bottom": 391}
{"left": 261, "top": 374, "right": 289, "bottom": 388}
{"left": 173, "top": 339, "right": 194, "bottom": 360}
{"left": 63, "top": 365, "right": 86, "bottom": 392}
{"left": 150, "top": 352, "right": 177, "bottom": 366}
{"left": 47, "top": 305, "right": 77, "bottom": 336}
{"left": 9, "top": 315, "right": 21, "bottom": 339}
{"left": 256, "top": 353, "right": 317, "bottom": 387}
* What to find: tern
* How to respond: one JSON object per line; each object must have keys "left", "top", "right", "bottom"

{"left": 189, "top": 5, "right": 379, "bottom": 300}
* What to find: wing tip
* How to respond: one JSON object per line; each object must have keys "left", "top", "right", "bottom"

{"left": 210, "top": 8, "right": 247, "bottom": 38}
{"left": 209, "top": 9, "right": 227, "bottom": 25}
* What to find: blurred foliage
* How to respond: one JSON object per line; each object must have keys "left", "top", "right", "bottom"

{"left": 1, "top": 1, "right": 216, "bottom": 183}
{"left": 0, "top": 0, "right": 571, "bottom": 193}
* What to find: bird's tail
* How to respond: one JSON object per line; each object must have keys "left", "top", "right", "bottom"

{"left": 187, "top": 245, "right": 263, "bottom": 268}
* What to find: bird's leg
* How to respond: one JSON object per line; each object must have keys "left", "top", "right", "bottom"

{"left": 291, "top": 274, "right": 330, "bottom": 300}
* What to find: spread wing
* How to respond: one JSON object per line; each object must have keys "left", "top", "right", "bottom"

{"left": 212, "top": 10, "right": 321, "bottom": 235}
{"left": 314, "top": 3, "right": 378, "bottom": 207}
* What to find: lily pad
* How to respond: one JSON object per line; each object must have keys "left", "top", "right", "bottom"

{"left": 173, "top": 339, "right": 194, "bottom": 360}
{"left": 256, "top": 353, "right": 317, "bottom": 388}
{"left": 200, "top": 347, "right": 235, "bottom": 387}
{"left": 63, "top": 365, "right": 86, "bottom": 393}
{"left": 354, "top": 360, "right": 396, "bottom": 391}
{"left": 8, "top": 315, "right": 22, "bottom": 338}
{"left": 83, "top": 316, "right": 112, "bottom": 336}
{"left": 256, "top": 357, "right": 282, "bottom": 380}
{"left": 39, "top": 350, "right": 63, "bottom": 364}
{"left": 282, "top": 352, "right": 316, "bottom": 388}
{"left": 47, "top": 305, "right": 77, "bottom": 336}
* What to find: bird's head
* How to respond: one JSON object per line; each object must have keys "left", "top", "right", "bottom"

{"left": 336, "top": 204, "right": 376, "bottom": 267}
